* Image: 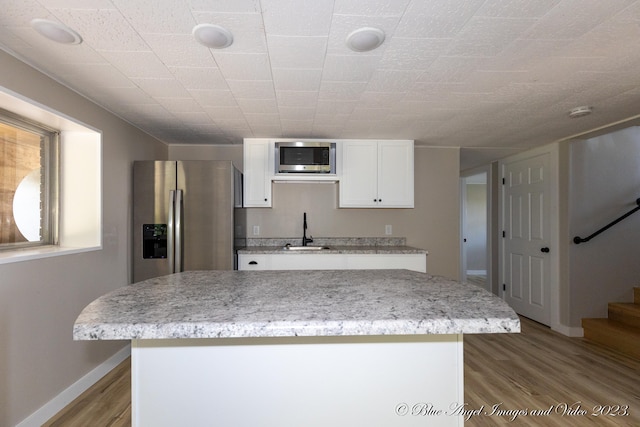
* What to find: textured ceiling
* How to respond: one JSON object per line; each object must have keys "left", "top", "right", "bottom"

{"left": 2, "top": 0, "right": 640, "bottom": 170}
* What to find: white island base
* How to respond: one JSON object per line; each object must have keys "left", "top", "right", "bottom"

{"left": 132, "top": 334, "right": 464, "bottom": 427}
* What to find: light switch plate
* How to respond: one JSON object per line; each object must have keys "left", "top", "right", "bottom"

{"left": 385, "top": 225, "right": 392, "bottom": 235}
{"left": 253, "top": 225, "right": 260, "bottom": 235}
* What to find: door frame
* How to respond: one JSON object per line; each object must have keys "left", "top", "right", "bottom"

{"left": 460, "top": 166, "right": 491, "bottom": 293}
{"left": 499, "top": 143, "right": 561, "bottom": 332}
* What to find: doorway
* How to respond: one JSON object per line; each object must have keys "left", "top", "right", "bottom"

{"left": 460, "top": 169, "right": 491, "bottom": 293}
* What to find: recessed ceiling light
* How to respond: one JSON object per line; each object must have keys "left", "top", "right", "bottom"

{"left": 569, "top": 106, "right": 593, "bottom": 118}
{"left": 345, "top": 27, "right": 385, "bottom": 52}
{"left": 30, "top": 19, "right": 82, "bottom": 45}
{"left": 192, "top": 24, "right": 233, "bottom": 49}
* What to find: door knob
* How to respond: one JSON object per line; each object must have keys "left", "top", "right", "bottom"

{"left": 540, "top": 247, "right": 550, "bottom": 253}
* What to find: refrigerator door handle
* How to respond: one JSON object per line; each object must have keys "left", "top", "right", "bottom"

{"left": 168, "top": 190, "right": 175, "bottom": 274}
{"left": 175, "top": 189, "right": 183, "bottom": 273}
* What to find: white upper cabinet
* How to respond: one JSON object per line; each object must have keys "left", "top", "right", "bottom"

{"left": 339, "top": 140, "right": 379, "bottom": 206}
{"left": 242, "top": 138, "right": 414, "bottom": 208}
{"left": 243, "top": 139, "right": 272, "bottom": 207}
{"left": 340, "top": 140, "right": 414, "bottom": 208}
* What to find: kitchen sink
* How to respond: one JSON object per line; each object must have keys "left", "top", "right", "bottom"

{"left": 282, "top": 245, "right": 331, "bottom": 251}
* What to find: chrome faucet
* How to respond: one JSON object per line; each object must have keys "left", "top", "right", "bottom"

{"left": 302, "top": 212, "right": 313, "bottom": 246}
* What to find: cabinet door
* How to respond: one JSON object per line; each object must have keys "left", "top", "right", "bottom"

{"left": 238, "top": 254, "right": 271, "bottom": 270}
{"left": 346, "top": 254, "right": 426, "bottom": 273}
{"left": 243, "top": 140, "right": 272, "bottom": 207}
{"left": 377, "top": 140, "right": 414, "bottom": 207}
{"left": 339, "top": 141, "right": 379, "bottom": 207}
{"left": 270, "top": 254, "right": 346, "bottom": 270}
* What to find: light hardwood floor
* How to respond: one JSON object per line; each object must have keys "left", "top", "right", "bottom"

{"left": 45, "top": 317, "right": 640, "bottom": 426}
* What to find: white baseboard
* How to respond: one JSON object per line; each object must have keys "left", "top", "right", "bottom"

{"left": 466, "top": 270, "right": 487, "bottom": 275}
{"left": 552, "top": 323, "right": 584, "bottom": 337}
{"left": 16, "top": 345, "right": 131, "bottom": 427}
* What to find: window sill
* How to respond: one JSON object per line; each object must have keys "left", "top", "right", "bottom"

{"left": 0, "top": 245, "right": 102, "bottom": 265}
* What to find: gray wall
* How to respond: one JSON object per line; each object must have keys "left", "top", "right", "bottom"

{"left": 568, "top": 126, "right": 640, "bottom": 325}
{"left": 0, "top": 50, "right": 167, "bottom": 426}
{"left": 170, "top": 145, "right": 462, "bottom": 279}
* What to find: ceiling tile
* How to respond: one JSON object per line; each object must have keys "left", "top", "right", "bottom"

{"left": 446, "top": 17, "right": 538, "bottom": 57}
{"left": 475, "top": 0, "right": 560, "bottom": 18}
{"left": 142, "top": 34, "right": 219, "bottom": 68}
{"left": 272, "top": 68, "right": 323, "bottom": 91}
{"left": 190, "top": 90, "right": 238, "bottom": 107}
{"left": 235, "top": 98, "right": 278, "bottom": 113}
{"left": 99, "top": 50, "right": 172, "bottom": 79}
{"left": 132, "top": 78, "right": 191, "bottom": 98}
{"left": 190, "top": 0, "right": 261, "bottom": 14}
{"left": 322, "top": 55, "right": 382, "bottom": 82}
{"left": 266, "top": 35, "right": 327, "bottom": 69}
{"left": 169, "top": 67, "right": 227, "bottom": 91}
{"left": 110, "top": 0, "right": 196, "bottom": 34}
{"left": 1, "top": 0, "right": 640, "bottom": 167}
{"left": 225, "top": 80, "right": 275, "bottom": 98}
{"left": 523, "top": 0, "right": 634, "bottom": 39}
{"left": 213, "top": 53, "right": 272, "bottom": 80}
{"left": 276, "top": 91, "right": 319, "bottom": 107}
{"left": 378, "top": 37, "right": 452, "bottom": 70}
{"left": 333, "top": 0, "right": 411, "bottom": 17}
{"left": 261, "top": 0, "right": 334, "bottom": 36}
{"left": 395, "top": 0, "right": 486, "bottom": 38}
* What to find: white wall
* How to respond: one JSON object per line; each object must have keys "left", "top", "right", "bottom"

{"left": 170, "top": 145, "right": 461, "bottom": 279}
{"left": 568, "top": 126, "right": 640, "bottom": 325}
{"left": 0, "top": 50, "right": 167, "bottom": 426}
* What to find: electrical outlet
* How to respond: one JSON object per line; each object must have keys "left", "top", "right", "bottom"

{"left": 252, "top": 225, "right": 260, "bottom": 236}
{"left": 385, "top": 225, "right": 392, "bottom": 235}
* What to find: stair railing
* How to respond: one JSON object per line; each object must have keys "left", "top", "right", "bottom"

{"left": 573, "top": 197, "right": 640, "bottom": 244}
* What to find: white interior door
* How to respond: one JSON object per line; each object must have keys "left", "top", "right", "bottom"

{"left": 501, "top": 151, "right": 551, "bottom": 325}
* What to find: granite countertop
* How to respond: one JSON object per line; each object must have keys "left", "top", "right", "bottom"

{"left": 238, "top": 245, "right": 426, "bottom": 254}
{"left": 74, "top": 270, "right": 519, "bottom": 340}
{"left": 237, "top": 237, "right": 428, "bottom": 255}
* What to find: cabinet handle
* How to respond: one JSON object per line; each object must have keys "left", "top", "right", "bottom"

{"left": 264, "top": 198, "right": 267, "bottom": 202}
{"left": 249, "top": 261, "right": 258, "bottom": 265}
{"left": 374, "top": 199, "right": 377, "bottom": 202}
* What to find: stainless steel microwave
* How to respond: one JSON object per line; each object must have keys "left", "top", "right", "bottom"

{"left": 275, "top": 141, "right": 336, "bottom": 174}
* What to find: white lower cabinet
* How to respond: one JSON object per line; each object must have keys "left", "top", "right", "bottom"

{"left": 238, "top": 254, "right": 271, "bottom": 270}
{"left": 346, "top": 254, "right": 426, "bottom": 272}
{"left": 238, "top": 253, "right": 426, "bottom": 273}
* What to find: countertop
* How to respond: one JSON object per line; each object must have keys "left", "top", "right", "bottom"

{"left": 237, "top": 245, "right": 426, "bottom": 255}
{"left": 237, "top": 237, "right": 428, "bottom": 255}
{"left": 74, "top": 270, "right": 519, "bottom": 340}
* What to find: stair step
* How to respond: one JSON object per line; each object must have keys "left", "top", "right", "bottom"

{"left": 582, "top": 318, "right": 640, "bottom": 359}
{"left": 635, "top": 287, "right": 640, "bottom": 304}
{"left": 609, "top": 303, "right": 640, "bottom": 329}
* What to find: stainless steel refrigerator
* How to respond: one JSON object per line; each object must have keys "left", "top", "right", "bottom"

{"left": 133, "top": 160, "right": 246, "bottom": 282}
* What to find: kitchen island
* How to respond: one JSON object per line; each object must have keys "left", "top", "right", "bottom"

{"left": 74, "top": 270, "right": 519, "bottom": 427}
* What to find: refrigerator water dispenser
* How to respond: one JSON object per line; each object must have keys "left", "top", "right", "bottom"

{"left": 143, "top": 224, "right": 168, "bottom": 259}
